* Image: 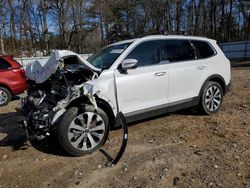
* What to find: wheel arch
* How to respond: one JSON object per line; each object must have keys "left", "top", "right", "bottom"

{"left": 0, "top": 83, "right": 12, "bottom": 94}
{"left": 199, "top": 74, "right": 226, "bottom": 98}
{"left": 66, "top": 95, "right": 116, "bottom": 129}
{"left": 66, "top": 95, "right": 90, "bottom": 110}
{"left": 95, "top": 96, "right": 116, "bottom": 130}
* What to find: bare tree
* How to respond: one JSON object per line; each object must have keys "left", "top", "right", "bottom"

{"left": 0, "top": 0, "right": 7, "bottom": 54}
{"left": 0, "top": 0, "right": 250, "bottom": 57}
{"left": 8, "top": 0, "right": 17, "bottom": 53}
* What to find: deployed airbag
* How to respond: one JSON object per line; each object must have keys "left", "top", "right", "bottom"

{"left": 25, "top": 50, "right": 100, "bottom": 84}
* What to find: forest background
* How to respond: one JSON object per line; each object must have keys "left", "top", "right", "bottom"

{"left": 0, "top": 0, "right": 249, "bottom": 57}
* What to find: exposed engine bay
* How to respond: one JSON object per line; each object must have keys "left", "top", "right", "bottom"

{"left": 21, "top": 50, "right": 99, "bottom": 140}
{"left": 20, "top": 50, "right": 128, "bottom": 165}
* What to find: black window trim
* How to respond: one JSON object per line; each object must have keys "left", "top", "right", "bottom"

{"left": 189, "top": 40, "right": 218, "bottom": 60}
{"left": 122, "top": 39, "right": 161, "bottom": 68}
{"left": 119, "top": 38, "right": 218, "bottom": 69}
{"left": 157, "top": 39, "right": 197, "bottom": 64}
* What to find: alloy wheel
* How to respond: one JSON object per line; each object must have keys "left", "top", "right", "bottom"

{"left": 67, "top": 112, "right": 106, "bottom": 151}
{"left": 0, "top": 90, "right": 8, "bottom": 105}
{"left": 205, "top": 85, "right": 222, "bottom": 112}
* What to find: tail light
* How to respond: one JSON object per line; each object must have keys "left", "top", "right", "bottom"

{"left": 12, "top": 67, "right": 26, "bottom": 78}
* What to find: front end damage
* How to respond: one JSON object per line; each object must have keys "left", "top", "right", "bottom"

{"left": 19, "top": 50, "right": 128, "bottom": 165}
{"left": 20, "top": 81, "right": 98, "bottom": 140}
{"left": 20, "top": 50, "right": 101, "bottom": 140}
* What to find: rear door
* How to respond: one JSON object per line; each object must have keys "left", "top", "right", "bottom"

{"left": 163, "top": 39, "right": 208, "bottom": 104}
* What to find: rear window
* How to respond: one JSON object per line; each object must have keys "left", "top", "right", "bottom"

{"left": 192, "top": 40, "right": 215, "bottom": 58}
{"left": 0, "top": 58, "right": 11, "bottom": 70}
{"left": 159, "top": 40, "right": 196, "bottom": 62}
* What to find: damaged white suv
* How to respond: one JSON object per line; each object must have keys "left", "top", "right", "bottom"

{"left": 22, "top": 35, "right": 231, "bottom": 156}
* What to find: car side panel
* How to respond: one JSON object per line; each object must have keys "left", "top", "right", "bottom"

{"left": 0, "top": 70, "right": 28, "bottom": 94}
{"left": 115, "top": 64, "right": 168, "bottom": 114}
{"left": 0, "top": 58, "right": 28, "bottom": 94}
{"left": 207, "top": 41, "right": 231, "bottom": 85}
{"left": 90, "top": 70, "right": 117, "bottom": 114}
{"left": 91, "top": 37, "right": 230, "bottom": 122}
{"left": 167, "top": 59, "right": 208, "bottom": 103}
{"left": 0, "top": 70, "right": 15, "bottom": 92}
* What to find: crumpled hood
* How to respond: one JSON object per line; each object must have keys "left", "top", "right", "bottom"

{"left": 25, "top": 50, "right": 100, "bottom": 84}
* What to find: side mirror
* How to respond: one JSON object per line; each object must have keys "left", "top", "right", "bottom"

{"left": 121, "top": 59, "right": 138, "bottom": 70}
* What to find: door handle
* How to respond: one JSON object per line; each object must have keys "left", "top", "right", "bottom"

{"left": 197, "top": 66, "right": 206, "bottom": 70}
{"left": 154, "top": 71, "right": 166, "bottom": 76}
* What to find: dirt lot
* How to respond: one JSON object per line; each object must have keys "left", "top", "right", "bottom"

{"left": 0, "top": 65, "right": 249, "bottom": 188}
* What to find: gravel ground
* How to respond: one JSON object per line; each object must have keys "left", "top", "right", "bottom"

{"left": 0, "top": 65, "right": 249, "bottom": 188}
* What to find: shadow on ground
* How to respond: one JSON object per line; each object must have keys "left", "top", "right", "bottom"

{"left": 0, "top": 112, "right": 27, "bottom": 150}
{"left": 0, "top": 96, "right": 206, "bottom": 155}
{"left": 0, "top": 111, "right": 68, "bottom": 156}
{"left": 30, "top": 137, "right": 69, "bottom": 156}
{"left": 11, "top": 95, "right": 20, "bottom": 101}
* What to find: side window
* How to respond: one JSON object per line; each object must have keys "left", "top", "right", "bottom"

{"left": 0, "top": 58, "right": 11, "bottom": 70}
{"left": 159, "top": 40, "right": 196, "bottom": 62}
{"left": 192, "top": 40, "right": 215, "bottom": 58}
{"left": 125, "top": 41, "right": 160, "bottom": 67}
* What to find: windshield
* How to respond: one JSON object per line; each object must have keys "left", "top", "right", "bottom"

{"left": 87, "top": 42, "right": 132, "bottom": 69}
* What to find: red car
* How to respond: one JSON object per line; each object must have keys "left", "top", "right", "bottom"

{"left": 0, "top": 55, "right": 28, "bottom": 106}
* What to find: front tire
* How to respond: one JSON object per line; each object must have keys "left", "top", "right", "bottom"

{"left": 200, "top": 81, "right": 223, "bottom": 115}
{"left": 58, "top": 105, "right": 109, "bottom": 156}
{"left": 0, "top": 87, "right": 11, "bottom": 106}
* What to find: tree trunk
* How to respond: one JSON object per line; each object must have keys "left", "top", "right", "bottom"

{"left": 40, "top": 0, "right": 48, "bottom": 54}
{"left": 219, "top": 0, "right": 225, "bottom": 42}
{"left": 176, "top": 1, "right": 183, "bottom": 34}
{"left": 8, "top": 0, "right": 16, "bottom": 54}
{"left": 202, "top": 0, "right": 206, "bottom": 36}
{"left": 228, "top": 0, "right": 233, "bottom": 41}
{"left": 0, "top": 28, "right": 5, "bottom": 54}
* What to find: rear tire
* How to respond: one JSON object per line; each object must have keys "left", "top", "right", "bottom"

{"left": 58, "top": 105, "right": 109, "bottom": 156}
{"left": 0, "top": 87, "right": 11, "bottom": 106}
{"left": 200, "top": 81, "right": 223, "bottom": 115}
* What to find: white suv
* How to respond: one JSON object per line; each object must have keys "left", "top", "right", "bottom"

{"left": 88, "top": 35, "right": 230, "bottom": 117}
{"left": 23, "top": 35, "right": 231, "bottom": 156}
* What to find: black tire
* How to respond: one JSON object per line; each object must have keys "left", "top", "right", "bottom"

{"left": 58, "top": 105, "right": 109, "bottom": 156}
{"left": 0, "top": 87, "right": 11, "bottom": 106}
{"left": 200, "top": 81, "right": 224, "bottom": 115}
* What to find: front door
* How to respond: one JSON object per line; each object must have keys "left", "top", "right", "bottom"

{"left": 114, "top": 41, "right": 169, "bottom": 115}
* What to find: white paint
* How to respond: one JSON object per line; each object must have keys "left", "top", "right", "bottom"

{"left": 17, "top": 35, "right": 231, "bottom": 117}
{"left": 115, "top": 64, "right": 168, "bottom": 114}
{"left": 91, "top": 35, "right": 231, "bottom": 116}
{"left": 167, "top": 58, "right": 208, "bottom": 103}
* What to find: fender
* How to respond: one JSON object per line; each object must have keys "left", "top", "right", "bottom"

{"left": 198, "top": 74, "right": 226, "bottom": 99}
{"left": 95, "top": 96, "right": 116, "bottom": 129}
{"left": 0, "top": 83, "right": 12, "bottom": 94}
{"left": 95, "top": 92, "right": 116, "bottom": 114}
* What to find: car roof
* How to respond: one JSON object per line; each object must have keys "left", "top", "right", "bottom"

{"left": 110, "top": 35, "right": 216, "bottom": 46}
{"left": 110, "top": 39, "right": 137, "bottom": 46}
